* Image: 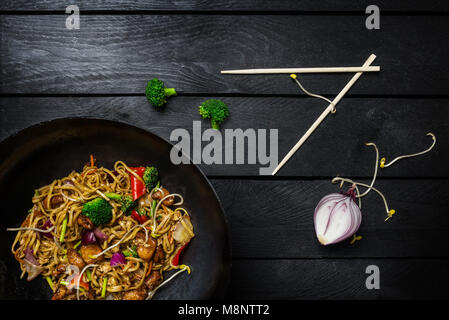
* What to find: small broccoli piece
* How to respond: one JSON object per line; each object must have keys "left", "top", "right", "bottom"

{"left": 143, "top": 166, "right": 159, "bottom": 191}
{"left": 82, "top": 198, "right": 113, "bottom": 226}
{"left": 199, "top": 99, "right": 229, "bottom": 130}
{"left": 120, "top": 196, "right": 137, "bottom": 215}
{"left": 145, "top": 78, "right": 177, "bottom": 108}
{"left": 104, "top": 192, "right": 136, "bottom": 216}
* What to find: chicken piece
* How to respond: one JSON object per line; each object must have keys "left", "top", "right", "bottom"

{"left": 98, "top": 261, "right": 112, "bottom": 274}
{"left": 67, "top": 248, "right": 85, "bottom": 270}
{"left": 130, "top": 268, "right": 145, "bottom": 283}
{"left": 79, "top": 244, "right": 103, "bottom": 264}
{"left": 151, "top": 187, "right": 174, "bottom": 206}
{"left": 145, "top": 271, "right": 162, "bottom": 291}
{"left": 50, "top": 195, "right": 64, "bottom": 208}
{"left": 52, "top": 263, "right": 67, "bottom": 278}
{"left": 153, "top": 245, "right": 164, "bottom": 263}
{"left": 122, "top": 288, "right": 146, "bottom": 300}
{"left": 42, "top": 195, "right": 64, "bottom": 210}
{"left": 135, "top": 232, "right": 157, "bottom": 261}
{"left": 51, "top": 284, "right": 70, "bottom": 300}
{"left": 77, "top": 214, "right": 94, "bottom": 230}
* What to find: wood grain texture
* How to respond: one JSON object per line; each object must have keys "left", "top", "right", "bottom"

{"left": 229, "top": 259, "right": 449, "bottom": 299}
{"left": 211, "top": 179, "right": 449, "bottom": 258}
{"left": 0, "top": 96, "right": 446, "bottom": 177}
{"left": 0, "top": 1, "right": 448, "bottom": 12}
{"left": 1, "top": 15, "right": 449, "bottom": 95}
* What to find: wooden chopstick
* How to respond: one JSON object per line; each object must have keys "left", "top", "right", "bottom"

{"left": 271, "top": 54, "right": 378, "bottom": 175}
{"left": 221, "top": 66, "right": 380, "bottom": 74}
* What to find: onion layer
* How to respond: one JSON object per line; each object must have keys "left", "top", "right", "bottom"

{"left": 314, "top": 193, "right": 361, "bottom": 245}
{"left": 23, "top": 247, "right": 44, "bottom": 281}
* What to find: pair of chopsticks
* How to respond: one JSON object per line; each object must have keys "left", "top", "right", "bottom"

{"left": 221, "top": 54, "right": 379, "bottom": 175}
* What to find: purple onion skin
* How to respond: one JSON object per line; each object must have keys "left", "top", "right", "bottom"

{"left": 81, "top": 230, "right": 97, "bottom": 245}
{"left": 23, "top": 247, "right": 44, "bottom": 281}
{"left": 107, "top": 171, "right": 118, "bottom": 183}
{"left": 314, "top": 193, "right": 362, "bottom": 246}
{"left": 110, "top": 252, "right": 126, "bottom": 266}
{"left": 41, "top": 219, "right": 54, "bottom": 239}
{"left": 24, "top": 247, "right": 39, "bottom": 265}
{"left": 93, "top": 228, "right": 108, "bottom": 242}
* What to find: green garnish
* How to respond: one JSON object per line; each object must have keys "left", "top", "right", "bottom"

{"left": 59, "top": 216, "right": 68, "bottom": 243}
{"left": 151, "top": 200, "right": 157, "bottom": 218}
{"left": 123, "top": 244, "right": 138, "bottom": 258}
{"left": 73, "top": 240, "right": 82, "bottom": 249}
{"left": 101, "top": 277, "right": 108, "bottom": 298}
{"left": 45, "top": 276, "right": 54, "bottom": 291}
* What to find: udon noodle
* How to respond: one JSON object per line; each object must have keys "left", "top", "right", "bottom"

{"left": 8, "top": 159, "right": 194, "bottom": 300}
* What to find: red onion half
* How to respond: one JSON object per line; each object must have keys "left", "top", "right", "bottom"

{"left": 314, "top": 192, "right": 361, "bottom": 245}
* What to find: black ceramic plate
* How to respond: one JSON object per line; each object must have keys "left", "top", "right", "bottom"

{"left": 0, "top": 118, "right": 230, "bottom": 300}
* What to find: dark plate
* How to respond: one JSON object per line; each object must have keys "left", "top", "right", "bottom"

{"left": 0, "top": 118, "right": 230, "bottom": 300}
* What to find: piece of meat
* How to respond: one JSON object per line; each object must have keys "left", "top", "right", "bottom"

{"left": 151, "top": 187, "right": 174, "bottom": 206}
{"left": 130, "top": 268, "right": 145, "bottom": 283}
{"left": 122, "top": 288, "right": 146, "bottom": 300}
{"left": 42, "top": 195, "right": 64, "bottom": 210}
{"left": 144, "top": 271, "right": 161, "bottom": 291}
{"left": 77, "top": 215, "right": 94, "bottom": 230}
{"left": 52, "top": 263, "right": 67, "bottom": 278}
{"left": 51, "top": 284, "right": 69, "bottom": 300}
{"left": 51, "top": 195, "right": 64, "bottom": 208}
{"left": 79, "top": 244, "right": 103, "bottom": 264}
{"left": 67, "top": 248, "right": 85, "bottom": 270}
{"left": 153, "top": 245, "right": 164, "bottom": 263}
{"left": 135, "top": 233, "right": 157, "bottom": 261}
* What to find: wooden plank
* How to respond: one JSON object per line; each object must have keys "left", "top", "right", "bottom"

{"left": 0, "top": 96, "right": 447, "bottom": 178}
{"left": 1, "top": 1, "right": 448, "bottom": 12}
{"left": 211, "top": 179, "right": 449, "bottom": 258}
{"left": 229, "top": 259, "right": 449, "bottom": 299}
{"left": 1, "top": 15, "right": 449, "bottom": 95}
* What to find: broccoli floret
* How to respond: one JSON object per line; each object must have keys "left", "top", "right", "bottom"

{"left": 120, "top": 196, "right": 137, "bottom": 215}
{"left": 199, "top": 99, "right": 229, "bottom": 130}
{"left": 145, "top": 78, "right": 177, "bottom": 108}
{"left": 143, "top": 166, "right": 159, "bottom": 191}
{"left": 82, "top": 198, "right": 113, "bottom": 226}
{"left": 104, "top": 192, "right": 136, "bottom": 216}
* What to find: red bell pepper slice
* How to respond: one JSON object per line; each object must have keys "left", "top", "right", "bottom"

{"left": 129, "top": 167, "right": 146, "bottom": 200}
{"left": 171, "top": 241, "right": 190, "bottom": 266}
{"left": 131, "top": 210, "right": 147, "bottom": 224}
{"left": 129, "top": 167, "right": 147, "bottom": 223}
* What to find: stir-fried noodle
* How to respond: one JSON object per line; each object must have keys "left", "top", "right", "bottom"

{"left": 8, "top": 159, "right": 194, "bottom": 300}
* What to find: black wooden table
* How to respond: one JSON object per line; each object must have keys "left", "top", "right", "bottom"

{"left": 1, "top": 1, "right": 449, "bottom": 299}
